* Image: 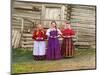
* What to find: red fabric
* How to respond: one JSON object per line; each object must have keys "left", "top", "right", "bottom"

{"left": 32, "top": 30, "right": 47, "bottom": 41}
{"left": 61, "top": 38, "right": 75, "bottom": 57}
{"left": 61, "top": 28, "right": 75, "bottom": 57}
{"left": 62, "top": 28, "right": 75, "bottom": 36}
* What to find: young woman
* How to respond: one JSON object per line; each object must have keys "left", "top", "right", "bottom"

{"left": 61, "top": 22, "right": 75, "bottom": 57}
{"left": 32, "top": 24, "right": 47, "bottom": 60}
{"left": 60, "top": 24, "right": 65, "bottom": 33}
{"left": 46, "top": 21, "right": 62, "bottom": 60}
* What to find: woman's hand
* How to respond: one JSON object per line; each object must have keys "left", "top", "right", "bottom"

{"left": 50, "top": 36, "right": 57, "bottom": 38}
{"left": 40, "top": 37, "right": 43, "bottom": 39}
{"left": 53, "top": 36, "right": 57, "bottom": 38}
{"left": 50, "top": 36, "right": 53, "bottom": 38}
{"left": 36, "top": 37, "right": 43, "bottom": 40}
{"left": 63, "top": 36, "right": 67, "bottom": 38}
{"left": 67, "top": 36, "right": 71, "bottom": 38}
{"left": 36, "top": 37, "right": 39, "bottom": 40}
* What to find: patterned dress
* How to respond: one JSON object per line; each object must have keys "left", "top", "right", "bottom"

{"left": 46, "top": 28, "right": 62, "bottom": 60}
{"left": 61, "top": 28, "right": 75, "bottom": 57}
{"left": 32, "top": 30, "right": 47, "bottom": 60}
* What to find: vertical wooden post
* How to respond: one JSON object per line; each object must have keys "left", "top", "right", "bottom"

{"left": 61, "top": 5, "right": 65, "bottom": 25}
{"left": 61, "top": 5, "right": 65, "bottom": 20}
{"left": 66, "top": 4, "right": 72, "bottom": 21}
{"left": 76, "top": 22, "right": 79, "bottom": 42}
{"left": 20, "top": 18, "right": 24, "bottom": 48}
{"left": 41, "top": 5, "right": 45, "bottom": 25}
{"left": 21, "top": 18, "right": 24, "bottom": 33}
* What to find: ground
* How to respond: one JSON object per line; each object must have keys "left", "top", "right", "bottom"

{"left": 12, "top": 48, "right": 96, "bottom": 74}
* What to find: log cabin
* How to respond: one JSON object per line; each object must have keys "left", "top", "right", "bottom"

{"left": 12, "top": 0, "right": 96, "bottom": 49}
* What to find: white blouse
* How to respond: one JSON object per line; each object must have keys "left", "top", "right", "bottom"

{"left": 46, "top": 28, "right": 62, "bottom": 37}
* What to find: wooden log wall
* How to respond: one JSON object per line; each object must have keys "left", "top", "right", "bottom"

{"left": 70, "top": 5, "right": 96, "bottom": 48}
{"left": 12, "top": 1, "right": 96, "bottom": 49}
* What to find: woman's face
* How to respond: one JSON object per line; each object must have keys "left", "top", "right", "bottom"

{"left": 66, "top": 24, "right": 71, "bottom": 28}
{"left": 37, "top": 24, "right": 43, "bottom": 30}
{"left": 51, "top": 22, "right": 56, "bottom": 28}
{"left": 61, "top": 25, "right": 65, "bottom": 29}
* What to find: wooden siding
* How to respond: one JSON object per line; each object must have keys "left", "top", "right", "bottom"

{"left": 12, "top": 1, "right": 96, "bottom": 49}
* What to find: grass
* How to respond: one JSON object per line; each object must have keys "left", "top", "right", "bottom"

{"left": 12, "top": 48, "right": 96, "bottom": 74}
{"left": 12, "top": 48, "right": 33, "bottom": 63}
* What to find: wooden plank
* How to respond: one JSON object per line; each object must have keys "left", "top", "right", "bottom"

{"left": 13, "top": 13, "right": 41, "bottom": 20}
{"left": 41, "top": 4, "right": 45, "bottom": 21}
{"left": 71, "top": 15, "right": 95, "bottom": 20}
{"left": 13, "top": 14, "right": 68, "bottom": 21}
{"left": 77, "top": 29, "right": 95, "bottom": 34}
{"left": 71, "top": 5, "right": 95, "bottom": 10}
{"left": 71, "top": 23, "right": 95, "bottom": 28}
{"left": 12, "top": 20, "right": 33, "bottom": 25}
{"left": 12, "top": 23, "right": 32, "bottom": 27}
{"left": 13, "top": 31, "right": 20, "bottom": 48}
{"left": 14, "top": 30, "right": 20, "bottom": 48}
{"left": 24, "top": 23, "right": 33, "bottom": 27}
{"left": 12, "top": 15, "right": 35, "bottom": 23}
{"left": 16, "top": 32, "right": 21, "bottom": 48}
{"left": 78, "top": 37, "right": 95, "bottom": 41}
{"left": 78, "top": 39, "right": 96, "bottom": 42}
{"left": 74, "top": 27, "right": 95, "bottom": 31}
{"left": 22, "top": 41, "right": 33, "bottom": 45}
{"left": 14, "top": 7, "right": 41, "bottom": 11}
{"left": 12, "top": 22, "right": 21, "bottom": 26}
{"left": 71, "top": 8, "right": 95, "bottom": 13}
{"left": 22, "top": 38, "right": 33, "bottom": 41}
{"left": 12, "top": 30, "right": 18, "bottom": 46}
{"left": 45, "top": 8, "right": 61, "bottom": 20}
{"left": 22, "top": 45, "right": 33, "bottom": 47}
{"left": 12, "top": 23, "right": 21, "bottom": 26}
{"left": 12, "top": 19, "right": 33, "bottom": 23}
{"left": 44, "top": 4, "right": 62, "bottom": 8}
{"left": 12, "top": 19, "right": 21, "bottom": 23}
{"left": 71, "top": 16, "right": 95, "bottom": 21}
{"left": 14, "top": 31, "right": 21, "bottom": 48}
{"left": 12, "top": 26, "right": 21, "bottom": 30}
{"left": 78, "top": 38, "right": 95, "bottom": 41}
{"left": 74, "top": 42, "right": 90, "bottom": 46}
{"left": 71, "top": 25, "right": 95, "bottom": 30}
{"left": 72, "top": 27, "right": 95, "bottom": 33}
{"left": 71, "top": 12, "right": 95, "bottom": 17}
{"left": 23, "top": 33, "right": 32, "bottom": 37}
{"left": 71, "top": 10, "right": 95, "bottom": 15}
{"left": 71, "top": 22, "right": 95, "bottom": 26}
{"left": 12, "top": 30, "right": 15, "bottom": 39}
{"left": 77, "top": 33, "right": 95, "bottom": 37}
{"left": 14, "top": 9, "right": 41, "bottom": 15}
{"left": 78, "top": 28, "right": 95, "bottom": 32}
{"left": 14, "top": 1, "right": 42, "bottom": 8}
{"left": 61, "top": 5, "right": 65, "bottom": 20}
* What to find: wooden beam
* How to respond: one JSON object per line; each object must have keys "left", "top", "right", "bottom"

{"left": 41, "top": 4, "right": 45, "bottom": 24}
{"left": 61, "top": 5, "right": 65, "bottom": 20}
{"left": 14, "top": 7, "right": 41, "bottom": 11}
{"left": 71, "top": 5, "right": 95, "bottom": 10}
{"left": 13, "top": 14, "right": 68, "bottom": 22}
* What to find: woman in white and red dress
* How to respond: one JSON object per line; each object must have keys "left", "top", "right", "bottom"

{"left": 61, "top": 22, "right": 75, "bottom": 57}
{"left": 32, "top": 24, "right": 47, "bottom": 60}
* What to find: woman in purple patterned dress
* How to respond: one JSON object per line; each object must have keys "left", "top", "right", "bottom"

{"left": 46, "top": 21, "right": 62, "bottom": 60}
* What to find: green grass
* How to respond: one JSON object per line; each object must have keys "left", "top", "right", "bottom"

{"left": 12, "top": 48, "right": 96, "bottom": 74}
{"left": 12, "top": 48, "right": 33, "bottom": 63}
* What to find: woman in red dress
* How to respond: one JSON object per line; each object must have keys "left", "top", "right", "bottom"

{"left": 32, "top": 24, "right": 47, "bottom": 60}
{"left": 61, "top": 22, "right": 75, "bottom": 57}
